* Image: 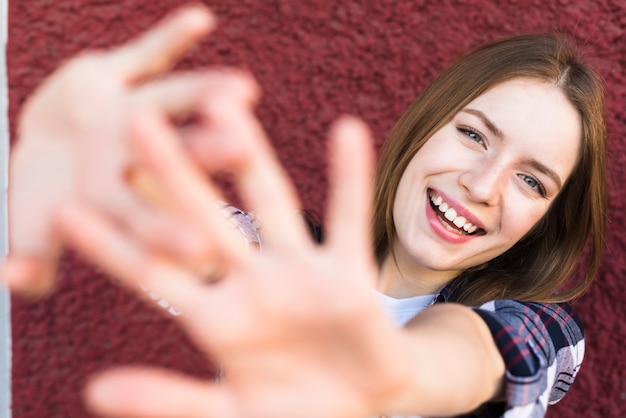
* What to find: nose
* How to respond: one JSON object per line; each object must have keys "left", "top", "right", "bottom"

{"left": 458, "top": 161, "right": 506, "bottom": 206}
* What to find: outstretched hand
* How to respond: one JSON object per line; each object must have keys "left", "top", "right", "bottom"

{"left": 57, "top": 110, "right": 413, "bottom": 417}
{"left": 3, "top": 5, "right": 258, "bottom": 296}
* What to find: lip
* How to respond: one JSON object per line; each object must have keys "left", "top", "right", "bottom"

{"left": 425, "top": 188, "right": 486, "bottom": 243}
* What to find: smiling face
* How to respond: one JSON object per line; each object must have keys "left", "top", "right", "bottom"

{"left": 387, "top": 78, "right": 582, "bottom": 295}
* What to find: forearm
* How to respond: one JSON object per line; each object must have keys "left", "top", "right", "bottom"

{"left": 387, "top": 303, "right": 505, "bottom": 417}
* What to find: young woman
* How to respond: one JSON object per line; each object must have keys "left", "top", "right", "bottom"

{"left": 372, "top": 35, "right": 605, "bottom": 308}
{"left": 4, "top": 5, "right": 605, "bottom": 418}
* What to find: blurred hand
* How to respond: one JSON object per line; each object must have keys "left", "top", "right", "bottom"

{"left": 3, "top": 5, "right": 258, "bottom": 296}
{"left": 57, "top": 112, "right": 411, "bottom": 418}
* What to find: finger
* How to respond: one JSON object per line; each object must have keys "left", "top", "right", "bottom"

{"left": 131, "top": 69, "right": 259, "bottom": 117}
{"left": 130, "top": 110, "right": 245, "bottom": 263}
{"left": 202, "top": 98, "right": 308, "bottom": 249}
{"left": 85, "top": 367, "right": 233, "bottom": 418}
{"left": 326, "top": 117, "right": 375, "bottom": 261}
{"left": 1, "top": 255, "right": 58, "bottom": 298}
{"left": 182, "top": 124, "right": 250, "bottom": 171}
{"left": 107, "top": 5, "right": 215, "bottom": 83}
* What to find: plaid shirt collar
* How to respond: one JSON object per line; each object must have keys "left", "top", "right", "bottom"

{"left": 432, "top": 277, "right": 467, "bottom": 304}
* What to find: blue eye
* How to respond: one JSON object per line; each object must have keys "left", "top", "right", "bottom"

{"left": 522, "top": 175, "right": 537, "bottom": 188}
{"left": 519, "top": 174, "right": 547, "bottom": 197}
{"left": 458, "top": 127, "right": 485, "bottom": 146}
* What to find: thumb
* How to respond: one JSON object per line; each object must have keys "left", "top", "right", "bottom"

{"left": 1, "top": 254, "right": 59, "bottom": 298}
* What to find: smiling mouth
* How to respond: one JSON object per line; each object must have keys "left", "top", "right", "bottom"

{"left": 428, "top": 191, "right": 485, "bottom": 236}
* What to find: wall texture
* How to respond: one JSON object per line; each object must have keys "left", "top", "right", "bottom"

{"left": 7, "top": 0, "right": 626, "bottom": 417}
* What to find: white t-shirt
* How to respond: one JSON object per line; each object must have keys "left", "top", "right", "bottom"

{"left": 376, "top": 291, "right": 435, "bottom": 327}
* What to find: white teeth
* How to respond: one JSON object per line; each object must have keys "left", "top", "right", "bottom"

{"left": 463, "top": 223, "right": 477, "bottom": 233}
{"left": 453, "top": 216, "right": 466, "bottom": 228}
{"left": 430, "top": 192, "right": 480, "bottom": 235}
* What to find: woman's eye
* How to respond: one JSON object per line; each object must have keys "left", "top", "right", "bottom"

{"left": 458, "top": 127, "right": 485, "bottom": 146}
{"left": 519, "top": 174, "right": 546, "bottom": 197}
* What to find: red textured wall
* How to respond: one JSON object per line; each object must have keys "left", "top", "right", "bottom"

{"left": 7, "top": 1, "right": 626, "bottom": 417}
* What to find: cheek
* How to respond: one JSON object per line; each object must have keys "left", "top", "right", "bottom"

{"left": 500, "top": 204, "right": 549, "bottom": 244}
{"left": 392, "top": 180, "right": 415, "bottom": 228}
{"left": 393, "top": 159, "right": 423, "bottom": 209}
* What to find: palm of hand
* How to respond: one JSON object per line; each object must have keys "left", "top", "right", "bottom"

{"left": 198, "top": 253, "right": 404, "bottom": 418}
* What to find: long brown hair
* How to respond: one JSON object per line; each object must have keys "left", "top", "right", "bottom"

{"left": 373, "top": 34, "right": 606, "bottom": 306}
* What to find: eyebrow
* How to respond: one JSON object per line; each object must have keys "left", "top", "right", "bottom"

{"left": 525, "top": 159, "right": 563, "bottom": 190}
{"left": 462, "top": 108, "right": 504, "bottom": 139}
{"left": 461, "top": 108, "right": 563, "bottom": 190}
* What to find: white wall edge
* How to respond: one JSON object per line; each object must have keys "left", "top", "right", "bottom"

{"left": 0, "top": 0, "right": 11, "bottom": 415}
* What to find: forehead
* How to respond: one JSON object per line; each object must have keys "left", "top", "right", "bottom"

{"left": 463, "top": 78, "right": 582, "bottom": 181}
